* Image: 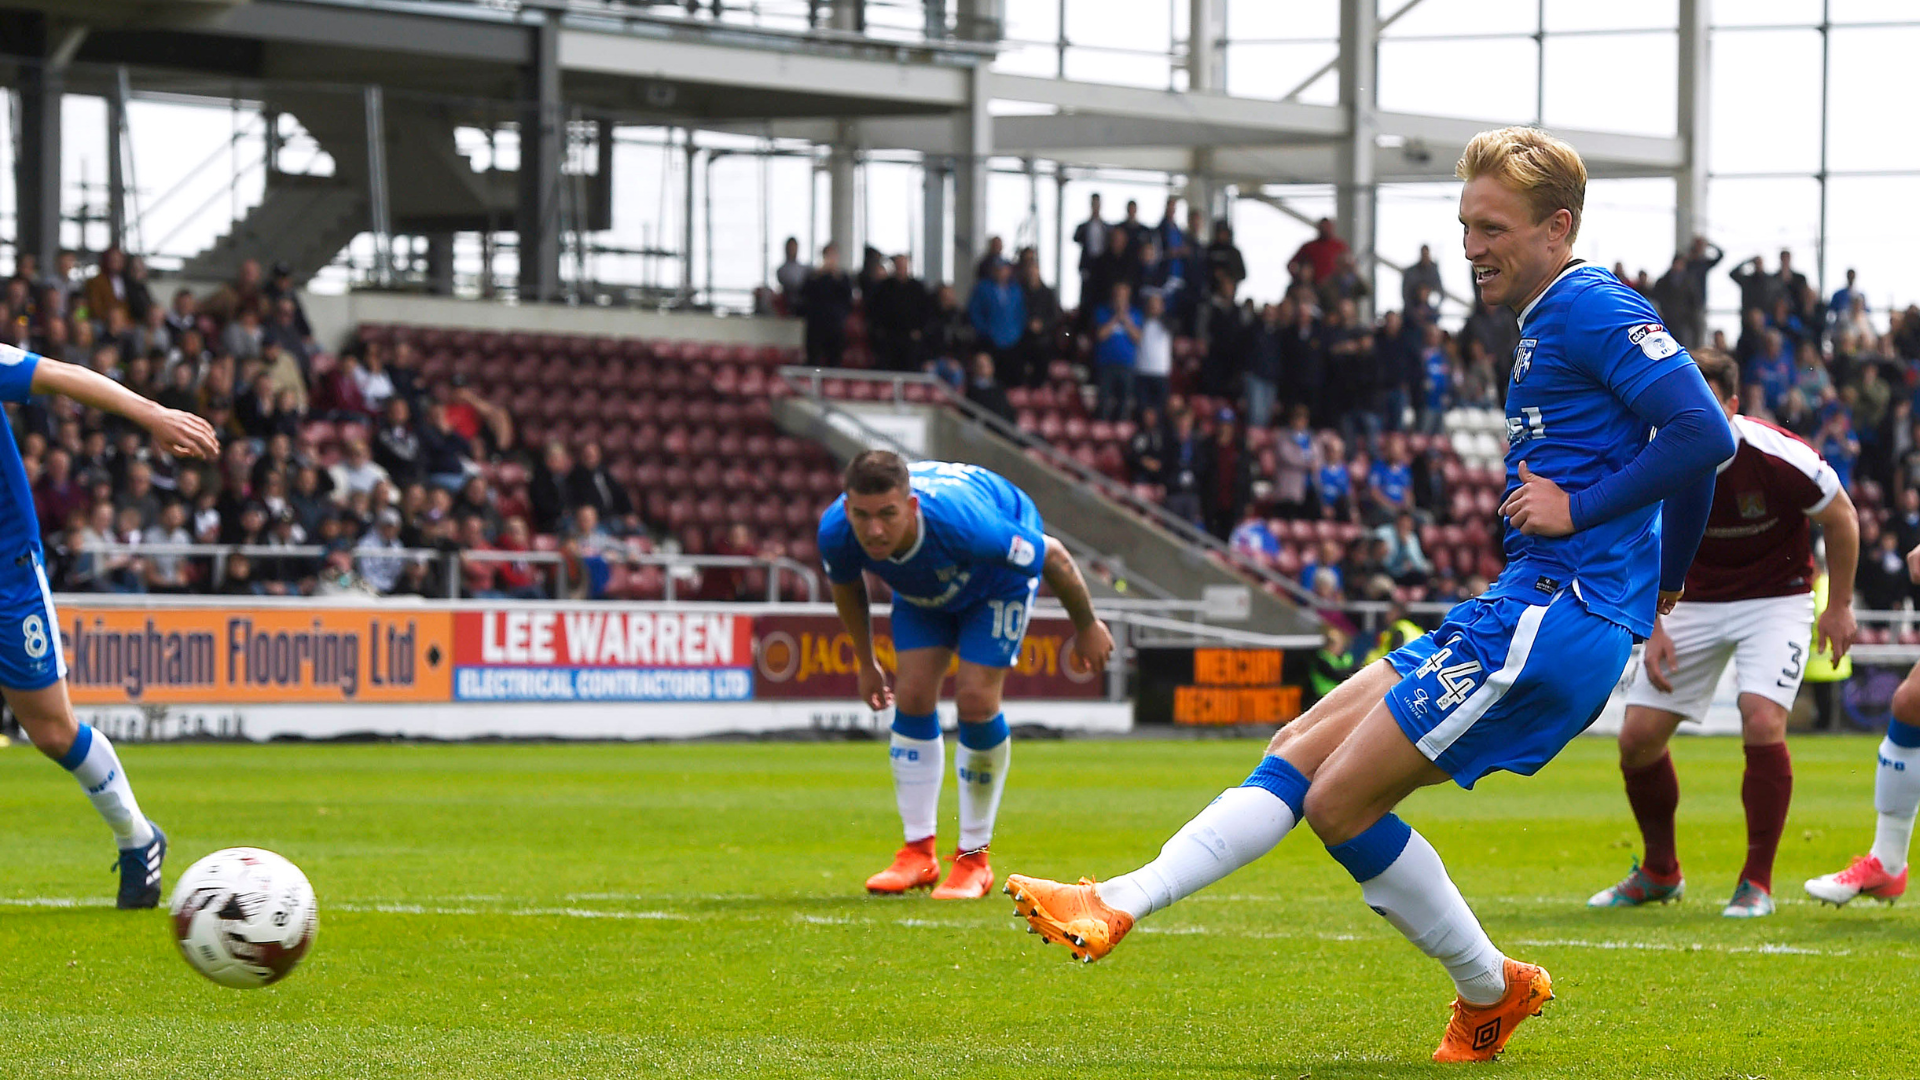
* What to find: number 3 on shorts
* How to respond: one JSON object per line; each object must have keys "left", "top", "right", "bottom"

{"left": 21, "top": 614, "right": 47, "bottom": 659}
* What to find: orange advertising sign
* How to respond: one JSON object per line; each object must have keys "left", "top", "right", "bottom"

{"left": 752, "top": 614, "right": 1101, "bottom": 699}
{"left": 60, "top": 606, "right": 453, "bottom": 705}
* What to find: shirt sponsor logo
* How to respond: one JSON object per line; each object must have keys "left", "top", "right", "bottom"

{"left": 897, "top": 573, "right": 970, "bottom": 608}
{"left": 1738, "top": 491, "right": 1768, "bottom": 519}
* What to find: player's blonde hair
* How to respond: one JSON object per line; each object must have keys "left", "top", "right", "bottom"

{"left": 1455, "top": 127, "right": 1587, "bottom": 245}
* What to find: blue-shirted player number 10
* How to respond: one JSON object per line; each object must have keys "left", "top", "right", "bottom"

{"left": 22, "top": 614, "right": 47, "bottom": 660}
{"left": 986, "top": 599, "right": 1028, "bottom": 642}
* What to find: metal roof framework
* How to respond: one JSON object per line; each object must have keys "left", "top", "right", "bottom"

{"left": 0, "top": 0, "right": 1708, "bottom": 301}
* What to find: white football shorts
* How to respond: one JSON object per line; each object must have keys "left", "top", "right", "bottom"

{"left": 1623, "top": 592, "right": 1817, "bottom": 719}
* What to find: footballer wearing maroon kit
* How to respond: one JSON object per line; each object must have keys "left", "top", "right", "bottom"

{"left": 1590, "top": 350, "right": 1859, "bottom": 917}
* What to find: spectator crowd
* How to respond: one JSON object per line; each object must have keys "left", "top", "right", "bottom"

{"left": 0, "top": 249, "right": 791, "bottom": 601}
{"left": 11, "top": 211, "right": 1919, "bottom": 619}
{"left": 768, "top": 195, "right": 1920, "bottom": 621}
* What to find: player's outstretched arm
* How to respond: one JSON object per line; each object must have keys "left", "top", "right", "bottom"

{"left": 1562, "top": 366, "right": 1734, "bottom": 535}
{"left": 31, "top": 356, "right": 220, "bottom": 461}
{"left": 1813, "top": 488, "right": 1860, "bottom": 663}
{"left": 830, "top": 579, "right": 892, "bottom": 711}
{"left": 1040, "top": 536, "right": 1113, "bottom": 674}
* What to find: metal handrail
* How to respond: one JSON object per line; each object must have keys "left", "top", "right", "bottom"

{"left": 72, "top": 542, "right": 820, "bottom": 603}
{"left": 777, "top": 365, "right": 1321, "bottom": 607}
{"left": 294, "top": 0, "right": 1002, "bottom": 56}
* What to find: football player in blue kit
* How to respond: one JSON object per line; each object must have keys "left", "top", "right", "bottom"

{"left": 0, "top": 342, "right": 220, "bottom": 906}
{"left": 1004, "top": 127, "right": 1737, "bottom": 1062}
{"left": 819, "top": 451, "right": 1113, "bottom": 899}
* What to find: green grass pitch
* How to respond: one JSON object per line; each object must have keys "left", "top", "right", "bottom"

{"left": 0, "top": 734, "right": 1912, "bottom": 1079}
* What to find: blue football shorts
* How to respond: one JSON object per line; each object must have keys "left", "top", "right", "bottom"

{"left": 1383, "top": 589, "right": 1632, "bottom": 789}
{"left": 0, "top": 551, "right": 67, "bottom": 692}
{"left": 889, "top": 579, "right": 1039, "bottom": 669}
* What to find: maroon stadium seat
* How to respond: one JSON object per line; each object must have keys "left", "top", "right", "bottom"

{"left": 752, "top": 500, "right": 783, "bottom": 531}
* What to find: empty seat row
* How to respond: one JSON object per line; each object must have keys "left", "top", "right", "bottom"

{"left": 361, "top": 323, "right": 801, "bottom": 369}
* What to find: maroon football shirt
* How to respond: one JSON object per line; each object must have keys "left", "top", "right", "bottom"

{"left": 1684, "top": 415, "right": 1840, "bottom": 603}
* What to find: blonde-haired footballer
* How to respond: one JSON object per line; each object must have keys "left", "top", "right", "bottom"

{"left": 1003, "top": 127, "right": 1737, "bottom": 1063}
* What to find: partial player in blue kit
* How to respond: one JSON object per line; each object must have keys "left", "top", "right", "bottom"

{"left": 0, "top": 342, "right": 220, "bottom": 907}
{"left": 818, "top": 452, "right": 1113, "bottom": 899}
{"left": 1004, "top": 127, "right": 1737, "bottom": 1063}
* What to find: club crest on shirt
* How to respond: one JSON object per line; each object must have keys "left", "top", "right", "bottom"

{"left": 1738, "top": 491, "right": 1767, "bottom": 519}
{"left": 1512, "top": 339, "right": 1537, "bottom": 383}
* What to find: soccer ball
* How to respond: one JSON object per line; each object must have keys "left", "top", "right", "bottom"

{"left": 168, "top": 847, "right": 318, "bottom": 988}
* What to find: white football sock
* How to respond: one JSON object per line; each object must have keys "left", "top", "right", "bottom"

{"left": 63, "top": 726, "right": 153, "bottom": 849}
{"left": 890, "top": 731, "right": 944, "bottom": 843}
{"left": 1361, "top": 826, "right": 1508, "bottom": 1006}
{"left": 954, "top": 737, "right": 1010, "bottom": 852}
{"left": 1097, "top": 786, "right": 1297, "bottom": 920}
{"left": 1871, "top": 736, "right": 1920, "bottom": 875}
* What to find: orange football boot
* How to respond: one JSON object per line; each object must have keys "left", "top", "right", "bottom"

{"left": 1004, "top": 874, "right": 1135, "bottom": 963}
{"left": 931, "top": 847, "right": 995, "bottom": 900}
{"left": 1432, "top": 959, "right": 1554, "bottom": 1063}
{"left": 865, "top": 837, "right": 941, "bottom": 895}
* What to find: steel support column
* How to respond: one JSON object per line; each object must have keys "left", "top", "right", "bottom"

{"left": 425, "top": 232, "right": 455, "bottom": 295}
{"left": 364, "top": 85, "right": 393, "bottom": 286}
{"left": 1675, "top": 0, "right": 1710, "bottom": 258}
{"left": 828, "top": 121, "right": 858, "bottom": 264}
{"left": 107, "top": 72, "right": 128, "bottom": 251}
{"left": 1337, "top": 0, "right": 1378, "bottom": 320}
{"left": 958, "top": 0, "right": 1002, "bottom": 44}
{"left": 922, "top": 157, "right": 949, "bottom": 283}
{"left": 517, "top": 12, "right": 563, "bottom": 302}
{"left": 829, "top": 0, "right": 862, "bottom": 34}
{"left": 1186, "top": 0, "right": 1223, "bottom": 220}
{"left": 14, "top": 17, "right": 63, "bottom": 272}
{"left": 951, "top": 61, "right": 990, "bottom": 294}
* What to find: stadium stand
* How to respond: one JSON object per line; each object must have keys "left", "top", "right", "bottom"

{"left": 7, "top": 221, "right": 1919, "bottom": 630}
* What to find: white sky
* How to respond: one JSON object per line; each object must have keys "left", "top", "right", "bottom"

{"left": 10, "top": 0, "right": 1920, "bottom": 338}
